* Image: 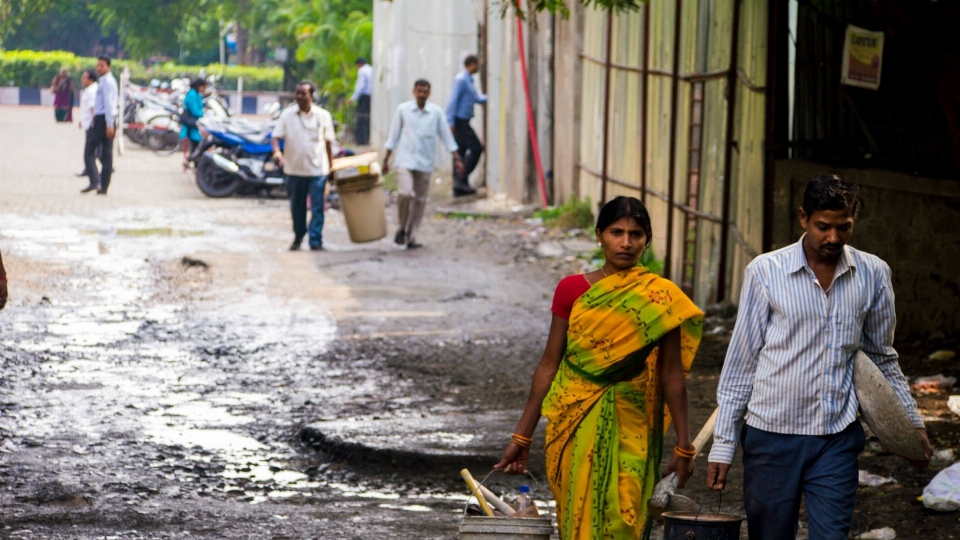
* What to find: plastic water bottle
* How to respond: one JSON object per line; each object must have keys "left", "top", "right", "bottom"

{"left": 516, "top": 484, "right": 532, "bottom": 511}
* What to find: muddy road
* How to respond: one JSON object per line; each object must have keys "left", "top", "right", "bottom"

{"left": 2, "top": 106, "right": 959, "bottom": 539}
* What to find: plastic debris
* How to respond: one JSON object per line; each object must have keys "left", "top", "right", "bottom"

{"left": 948, "top": 396, "right": 960, "bottom": 417}
{"left": 922, "top": 463, "right": 960, "bottom": 512}
{"left": 856, "top": 527, "right": 896, "bottom": 540}
{"left": 928, "top": 350, "right": 957, "bottom": 362}
{"left": 911, "top": 375, "right": 957, "bottom": 394}
{"left": 932, "top": 448, "right": 957, "bottom": 467}
{"left": 859, "top": 470, "right": 897, "bottom": 487}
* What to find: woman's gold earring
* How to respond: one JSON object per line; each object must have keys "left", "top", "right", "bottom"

{"left": 597, "top": 242, "right": 601, "bottom": 247}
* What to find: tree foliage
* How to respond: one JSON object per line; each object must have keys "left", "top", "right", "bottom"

{"left": 505, "top": 0, "right": 644, "bottom": 19}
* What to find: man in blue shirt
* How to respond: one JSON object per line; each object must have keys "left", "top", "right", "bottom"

{"left": 383, "top": 79, "right": 463, "bottom": 249}
{"left": 82, "top": 55, "right": 118, "bottom": 195}
{"left": 349, "top": 58, "right": 373, "bottom": 145}
{"left": 446, "top": 55, "right": 486, "bottom": 197}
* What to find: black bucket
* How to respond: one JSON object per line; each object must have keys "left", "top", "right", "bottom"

{"left": 661, "top": 511, "right": 743, "bottom": 540}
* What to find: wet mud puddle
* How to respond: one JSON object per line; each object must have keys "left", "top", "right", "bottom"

{"left": 0, "top": 213, "right": 472, "bottom": 538}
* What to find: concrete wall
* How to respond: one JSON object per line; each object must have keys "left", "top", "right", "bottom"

{"left": 773, "top": 160, "right": 960, "bottom": 337}
{"left": 371, "top": 0, "right": 479, "bottom": 198}
{"left": 552, "top": 3, "right": 584, "bottom": 204}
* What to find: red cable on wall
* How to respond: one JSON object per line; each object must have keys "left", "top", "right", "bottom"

{"left": 516, "top": 14, "right": 550, "bottom": 208}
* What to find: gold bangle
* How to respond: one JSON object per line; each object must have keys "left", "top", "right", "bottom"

{"left": 511, "top": 435, "right": 532, "bottom": 448}
{"left": 512, "top": 433, "right": 532, "bottom": 442}
{"left": 673, "top": 444, "right": 696, "bottom": 458}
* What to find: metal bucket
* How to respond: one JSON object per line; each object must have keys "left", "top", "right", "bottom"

{"left": 662, "top": 511, "right": 743, "bottom": 540}
{"left": 458, "top": 516, "right": 553, "bottom": 540}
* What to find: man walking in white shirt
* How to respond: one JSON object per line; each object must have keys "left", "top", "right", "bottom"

{"left": 382, "top": 79, "right": 462, "bottom": 250}
{"left": 707, "top": 174, "right": 932, "bottom": 539}
{"left": 75, "top": 69, "right": 99, "bottom": 178}
{"left": 271, "top": 81, "right": 336, "bottom": 251}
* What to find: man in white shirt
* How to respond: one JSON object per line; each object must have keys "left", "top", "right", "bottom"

{"left": 82, "top": 55, "right": 118, "bottom": 195}
{"left": 349, "top": 58, "right": 373, "bottom": 145}
{"left": 75, "top": 69, "right": 99, "bottom": 178}
{"left": 271, "top": 81, "right": 336, "bottom": 251}
{"left": 382, "top": 79, "right": 462, "bottom": 249}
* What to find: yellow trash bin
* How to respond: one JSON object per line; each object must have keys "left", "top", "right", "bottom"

{"left": 330, "top": 152, "right": 387, "bottom": 243}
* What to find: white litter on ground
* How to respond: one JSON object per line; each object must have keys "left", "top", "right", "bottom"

{"left": 859, "top": 470, "right": 897, "bottom": 487}
{"left": 856, "top": 527, "right": 896, "bottom": 540}
{"left": 922, "top": 462, "right": 960, "bottom": 512}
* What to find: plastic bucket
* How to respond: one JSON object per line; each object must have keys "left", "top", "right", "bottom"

{"left": 336, "top": 176, "right": 387, "bottom": 243}
{"left": 459, "top": 516, "right": 553, "bottom": 540}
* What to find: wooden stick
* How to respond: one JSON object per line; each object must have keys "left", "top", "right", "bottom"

{"left": 460, "top": 469, "right": 495, "bottom": 517}
{"left": 691, "top": 407, "right": 719, "bottom": 459}
{"left": 478, "top": 484, "right": 516, "bottom": 516}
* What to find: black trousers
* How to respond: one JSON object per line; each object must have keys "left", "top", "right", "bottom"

{"left": 355, "top": 94, "right": 371, "bottom": 145}
{"left": 452, "top": 118, "right": 482, "bottom": 190}
{"left": 85, "top": 115, "right": 113, "bottom": 191}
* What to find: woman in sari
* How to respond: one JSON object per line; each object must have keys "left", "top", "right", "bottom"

{"left": 51, "top": 68, "right": 76, "bottom": 123}
{"left": 495, "top": 196, "right": 703, "bottom": 539}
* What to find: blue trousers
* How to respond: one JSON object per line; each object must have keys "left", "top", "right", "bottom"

{"left": 741, "top": 422, "right": 864, "bottom": 540}
{"left": 286, "top": 175, "right": 326, "bottom": 248}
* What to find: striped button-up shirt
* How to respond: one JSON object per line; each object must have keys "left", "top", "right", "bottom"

{"left": 385, "top": 100, "right": 458, "bottom": 172}
{"left": 709, "top": 237, "right": 922, "bottom": 465}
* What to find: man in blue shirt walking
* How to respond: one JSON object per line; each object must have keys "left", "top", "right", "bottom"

{"left": 349, "top": 58, "right": 373, "bottom": 145}
{"left": 446, "top": 55, "right": 486, "bottom": 197}
{"left": 383, "top": 79, "right": 463, "bottom": 249}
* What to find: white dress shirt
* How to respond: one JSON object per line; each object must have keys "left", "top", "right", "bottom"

{"left": 79, "top": 81, "right": 99, "bottom": 131}
{"left": 94, "top": 72, "right": 118, "bottom": 126}
{"left": 272, "top": 104, "right": 336, "bottom": 177}
{"left": 351, "top": 64, "right": 373, "bottom": 102}
{"left": 710, "top": 238, "right": 922, "bottom": 465}
{"left": 384, "top": 100, "right": 459, "bottom": 172}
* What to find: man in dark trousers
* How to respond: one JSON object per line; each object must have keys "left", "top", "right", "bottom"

{"left": 349, "top": 58, "right": 372, "bottom": 145}
{"left": 82, "top": 56, "right": 118, "bottom": 195}
{"left": 445, "top": 55, "right": 486, "bottom": 196}
{"left": 707, "top": 174, "right": 932, "bottom": 539}
{"left": 271, "top": 81, "right": 336, "bottom": 251}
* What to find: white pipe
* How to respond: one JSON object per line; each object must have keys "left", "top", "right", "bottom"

{"left": 236, "top": 76, "right": 243, "bottom": 116}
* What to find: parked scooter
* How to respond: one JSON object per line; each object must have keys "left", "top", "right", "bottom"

{"left": 188, "top": 104, "right": 352, "bottom": 199}
{"left": 188, "top": 116, "right": 283, "bottom": 197}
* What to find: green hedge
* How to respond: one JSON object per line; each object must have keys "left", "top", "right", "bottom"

{"left": 0, "top": 50, "right": 283, "bottom": 91}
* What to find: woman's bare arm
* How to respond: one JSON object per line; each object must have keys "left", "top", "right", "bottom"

{"left": 660, "top": 327, "right": 694, "bottom": 486}
{"left": 494, "top": 314, "right": 568, "bottom": 474}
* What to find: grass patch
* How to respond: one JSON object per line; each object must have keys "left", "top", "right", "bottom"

{"left": 534, "top": 198, "right": 594, "bottom": 230}
{"left": 116, "top": 228, "right": 206, "bottom": 237}
{"left": 441, "top": 211, "right": 492, "bottom": 220}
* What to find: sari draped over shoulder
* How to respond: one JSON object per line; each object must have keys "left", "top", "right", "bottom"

{"left": 541, "top": 267, "right": 703, "bottom": 539}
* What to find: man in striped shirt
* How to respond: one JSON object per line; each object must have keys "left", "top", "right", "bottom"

{"left": 707, "top": 174, "right": 932, "bottom": 539}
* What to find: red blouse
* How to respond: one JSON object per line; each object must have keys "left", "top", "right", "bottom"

{"left": 550, "top": 274, "right": 591, "bottom": 320}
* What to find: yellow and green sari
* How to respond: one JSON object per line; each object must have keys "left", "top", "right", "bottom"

{"left": 542, "top": 267, "right": 703, "bottom": 539}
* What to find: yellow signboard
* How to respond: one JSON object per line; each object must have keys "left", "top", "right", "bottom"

{"left": 841, "top": 25, "right": 885, "bottom": 90}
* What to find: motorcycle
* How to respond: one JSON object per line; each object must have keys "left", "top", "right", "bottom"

{"left": 188, "top": 116, "right": 284, "bottom": 198}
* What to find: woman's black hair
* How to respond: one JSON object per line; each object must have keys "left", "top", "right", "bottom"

{"left": 84, "top": 69, "right": 98, "bottom": 82}
{"left": 190, "top": 77, "right": 208, "bottom": 90}
{"left": 801, "top": 174, "right": 862, "bottom": 218}
{"left": 596, "top": 196, "right": 653, "bottom": 241}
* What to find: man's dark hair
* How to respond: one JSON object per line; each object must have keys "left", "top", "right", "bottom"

{"left": 190, "top": 77, "right": 208, "bottom": 90}
{"left": 413, "top": 79, "right": 431, "bottom": 89}
{"left": 355, "top": 57, "right": 367, "bottom": 65}
{"left": 463, "top": 55, "right": 479, "bottom": 67}
{"left": 84, "top": 69, "right": 98, "bottom": 82}
{"left": 296, "top": 80, "right": 317, "bottom": 95}
{"left": 801, "top": 174, "right": 862, "bottom": 219}
{"left": 596, "top": 196, "right": 653, "bottom": 242}
{"left": 97, "top": 55, "right": 111, "bottom": 66}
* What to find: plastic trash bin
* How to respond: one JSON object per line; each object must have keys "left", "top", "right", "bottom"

{"left": 331, "top": 152, "right": 387, "bottom": 243}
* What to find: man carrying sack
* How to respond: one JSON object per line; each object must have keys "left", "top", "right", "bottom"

{"left": 707, "top": 174, "right": 933, "bottom": 539}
